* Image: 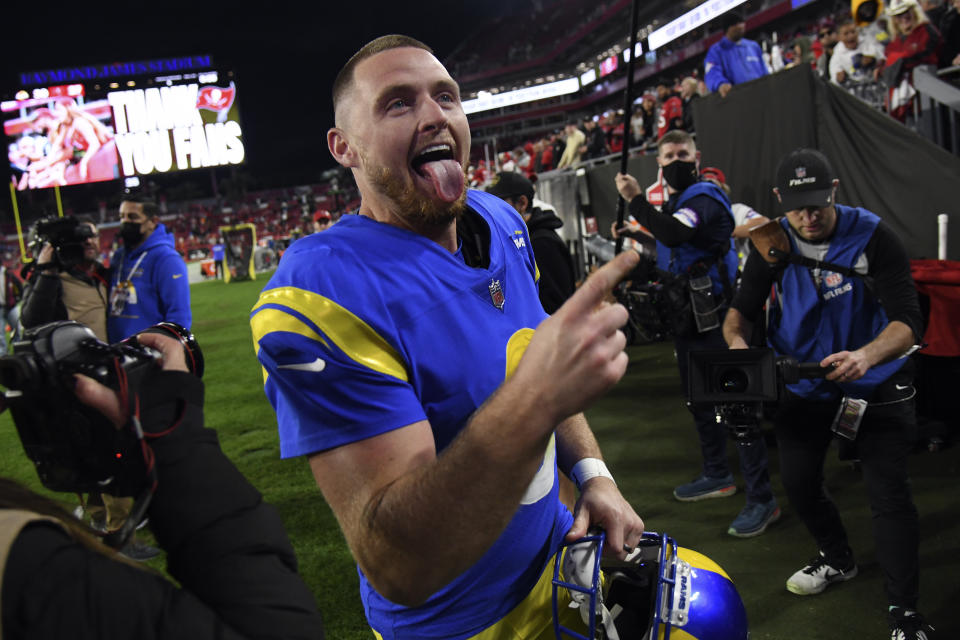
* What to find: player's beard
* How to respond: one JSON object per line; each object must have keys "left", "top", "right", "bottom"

{"left": 366, "top": 162, "right": 467, "bottom": 231}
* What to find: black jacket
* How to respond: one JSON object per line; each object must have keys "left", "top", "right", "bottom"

{"left": 526, "top": 208, "right": 576, "bottom": 314}
{"left": 1, "top": 370, "right": 324, "bottom": 640}
{"left": 584, "top": 126, "right": 608, "bottom": 159}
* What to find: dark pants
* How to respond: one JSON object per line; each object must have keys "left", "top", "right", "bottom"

{"left": 775, "top": 377, "right": 920, "bottom": 608}
{"left": 675, "top": 327, "right": 773, "bottom": 504}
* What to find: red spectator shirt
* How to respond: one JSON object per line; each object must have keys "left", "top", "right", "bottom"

{"left": 657, "top": 95, "right": 684, "bottom": 139}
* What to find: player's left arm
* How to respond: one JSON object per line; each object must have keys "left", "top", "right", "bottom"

{"left": 822, "top": 223, "right": 922, "bottom": 382}
{"left": 556, "top": 413, "right": 644, "bottom": 556}
{"left": 156, "top": 254, "right": 193, "bottom": 329}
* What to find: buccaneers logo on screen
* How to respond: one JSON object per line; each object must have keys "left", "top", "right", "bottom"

{"left": 196, "top": 82, "right": 237, "bottom": 114}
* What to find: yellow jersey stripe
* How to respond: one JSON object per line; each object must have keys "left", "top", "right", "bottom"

{"left": 252, "top": 286, "right": 408, "bottom": 382}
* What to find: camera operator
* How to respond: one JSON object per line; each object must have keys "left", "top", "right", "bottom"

{"left": 722, "top": 148, "right": 934, "bottom": 639}
{"left": 19, "top": 216, "right": 159, "bottom": 559}
{"left": 613, "top": 130, "right": 778, "bottom": 539}
{"left": 0, "top": 331, "right": 324, "bottom": 639}
{"left": 20, "top": 216, "right": 108, "bottom": 341}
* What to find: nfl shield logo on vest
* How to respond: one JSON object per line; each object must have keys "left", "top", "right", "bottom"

{"left": 488, "top": 279, "right": 505, "bottom": 310}
{"left": 825, "top": 272, "right": 843, "bottom": 287}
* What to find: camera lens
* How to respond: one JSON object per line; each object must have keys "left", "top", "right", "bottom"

{"left": 717, "top": 367, "right": 749, "bottom": 394}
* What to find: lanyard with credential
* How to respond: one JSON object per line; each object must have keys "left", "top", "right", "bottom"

{"left": 116, "top": 250, "right": 148, "bottom": 288}
{"left": 111, "top": 250, "right": 149, "bottom": 316}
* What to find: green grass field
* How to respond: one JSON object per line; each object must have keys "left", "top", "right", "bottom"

{"left": 1, "top": 275, "right": 957, "bottom": 639}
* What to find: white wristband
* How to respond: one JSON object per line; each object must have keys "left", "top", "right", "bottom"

{"left": 570, "top": 458, "right": 616, "bottom": 490}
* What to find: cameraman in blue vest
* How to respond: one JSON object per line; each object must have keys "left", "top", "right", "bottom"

{"left": 723, "top": 148, "right": 934, "bottom": 639}
{"left": 614, "top": 129, "right": 777, "bottom": 538}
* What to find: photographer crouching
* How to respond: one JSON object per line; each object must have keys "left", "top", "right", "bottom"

{"left": 0, "top": 326, "right": 323, "bottom": 639}
{"left": 723, "top": 148, "right": 935, "bottom": 639}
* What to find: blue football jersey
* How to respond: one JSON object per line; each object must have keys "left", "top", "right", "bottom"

{"left": 251, "top": 190, "right": 573, "bottom": 639}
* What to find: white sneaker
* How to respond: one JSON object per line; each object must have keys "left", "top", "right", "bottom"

{"left": 786, "top": 551, "right": 858, "bottom": 595}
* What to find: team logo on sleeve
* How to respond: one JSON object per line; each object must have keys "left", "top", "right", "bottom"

{"left": 488, "top": 279, "right": 505, "bottom": 310}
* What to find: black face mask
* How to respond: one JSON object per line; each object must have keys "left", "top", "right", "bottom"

{"left": 119, "top": 222, "right": 144, "bottom": 247}
{"left": 662, "top": 160, "right": 699, "bottom": 191}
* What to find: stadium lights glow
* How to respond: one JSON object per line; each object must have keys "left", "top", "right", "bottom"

{"left": 462, "top": 78, "right": 580, "bottom": 115}
{"left": 15, "top": 90, "right": 28, "bottom": 101}
{"left": 32, "top": 88, "right": 49, "bottom": 99}
{"left": 622, "top": 42, "right": 644, "bottom": 63}
{"left": 647, "top": 0, "right": 748, "bottom": 51}
{"left": 580, "top": 69, "right": 597, "bottom": 86}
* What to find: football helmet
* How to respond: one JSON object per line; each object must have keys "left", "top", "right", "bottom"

{"left": 552, "top": 531, "right": 748, "bottom": 640}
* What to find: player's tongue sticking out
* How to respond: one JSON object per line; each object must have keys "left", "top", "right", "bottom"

{"left": 419, "top": 159, "right": 464, "bottom": 203}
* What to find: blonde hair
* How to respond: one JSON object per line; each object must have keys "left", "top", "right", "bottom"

{"left": 888, "top": 1, "right": 928, "bottom": 38}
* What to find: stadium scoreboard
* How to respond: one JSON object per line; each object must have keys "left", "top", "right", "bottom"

{"left": 3, "top": 55, "right": 246, "bottom": 191}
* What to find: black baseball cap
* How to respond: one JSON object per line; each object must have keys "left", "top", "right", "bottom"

{"left": 487, "top": 171, "right": 535, "bottom": 201}
{"left": 774, "top": 148, "right": 836, "bottom": 212}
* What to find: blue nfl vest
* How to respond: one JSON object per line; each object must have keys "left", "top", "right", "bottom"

{"left": 666, "top": 182, "right": 739, "bottom": 298}
{"left": 768, "top": 205, "right": 905, "bottom": 400}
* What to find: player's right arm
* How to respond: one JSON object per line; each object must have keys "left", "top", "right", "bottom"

{"left": 257, "top": 251, "right": 638, "bottom": 607}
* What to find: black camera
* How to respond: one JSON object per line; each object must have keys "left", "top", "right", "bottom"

{"left": 688, "top": 348, "right": 828, "bottom": 439}
{"left": 0, "top": 321, "right": 203, "bottom": 498}
{"left": 30, "top": 216, "right": 96, "bottom": 270}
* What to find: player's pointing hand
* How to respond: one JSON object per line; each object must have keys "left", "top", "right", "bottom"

{"left": 513, "top": 250, "right": 640, "bottom": 425}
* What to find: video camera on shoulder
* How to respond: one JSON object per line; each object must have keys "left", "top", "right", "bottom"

{"left": 0, "top": 321, "right": 202, "bottom": 545}
{"left": 688, "top": 348, "right": 827, "bottom": 440}
{"left": 29, "top": 216, "right": 96, "bottom": 270}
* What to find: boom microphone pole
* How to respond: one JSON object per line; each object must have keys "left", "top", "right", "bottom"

{"left": 614, "top": 0, "right": 642, "bottom": 255}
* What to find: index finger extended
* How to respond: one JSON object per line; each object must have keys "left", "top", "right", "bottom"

{"left": 562, "top": 250, "right": 639, "bottom": 317}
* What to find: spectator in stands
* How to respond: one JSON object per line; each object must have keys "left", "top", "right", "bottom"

{"left": 937, "top": 0, "right": 960, "bottom": 66}
{"left": 582, "top": 117, "right": 608, "bottom": 160}
{"left": 854, "top": 0, "right": 893, "bottom": 47}
{"left": 312, "top": 210, "right": 332, "bottom": 233}
{"left": 538, "top": 137, "right": 556, "bottom": 172}
{"left": 921, "top": 0, "right": 949, "bottom": 25}
{"left": 557, "top": 120, "right": 586, "bottom": 169}
{"left": 831, "top": 17, "right": 886, "bottom": 84}
{"left": 488, "top": 171, "right": 575, "bottom": 313}
{"left": 607, "top": 112, "right": 625, "bottom": 153}
{"left": 705, "top": 10, "right": 769, "bottom": 98}
{"left": 550, "top": 131, "right": 564, "bottom": 167}
{"left": 680, "top": 77, "right": 699, "bottom": 132}
{"left": 884, "top": 0, "right": 942, "bottom": 122}
{"left": 638, "top": 93, "right": 658, "bottom": 143}
{"left": 656, "top": 80, "right": 684, "bottom": 139}
{"left": 788, "top": 35, "right": 816, "bottom": 68}
{"left": 816, "top": 24, "right": 840, "bottom": 80}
